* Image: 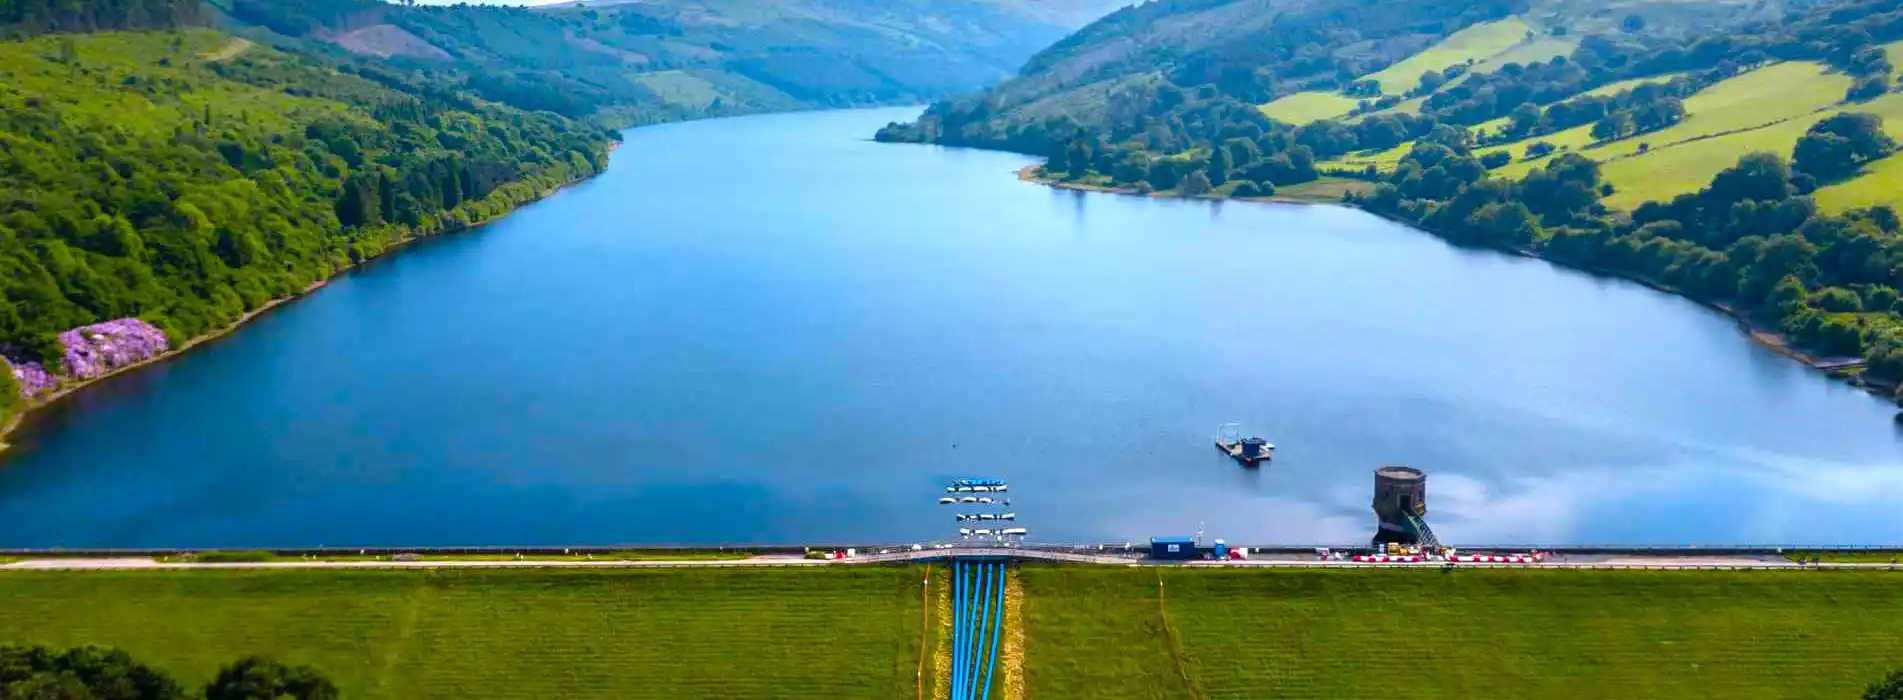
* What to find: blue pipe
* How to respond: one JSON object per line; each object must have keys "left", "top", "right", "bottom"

{"left": 960, "top": 561, "right": 978, "bottom": 700}
{"left": 952, "top": 562, "right": 968, "bottom": 700}
{"left": 966, "top": 559, "right": 997, "bottom": 700}
{"left": 970, "top": 560, "right": 991, "bottom": 700}
{"left": 978, "top": 561, "right": 1006, "bottom": 700}
{"left": 966, "top": 559, "right": 981, "bottom": 700}
{"left": 969, "top": 561, "right": 992, "bottom": 700}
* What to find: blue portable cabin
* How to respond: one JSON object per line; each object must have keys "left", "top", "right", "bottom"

{"left": 1150, "top": 537, "right": 1198, "bottom": 560}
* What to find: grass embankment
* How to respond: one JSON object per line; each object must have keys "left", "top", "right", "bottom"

{"left": 0, "top": 567, "right": 924, "bottom": 699}
{"left": 1784, "top": 550, "right": 1903, "bottom": 563}
{"left": 1021, "top": 566, "right": 1903, "bottom": 700}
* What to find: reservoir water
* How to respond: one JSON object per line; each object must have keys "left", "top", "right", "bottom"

{"left": 2, "top": 107, "right": 1900, "bottom": 548}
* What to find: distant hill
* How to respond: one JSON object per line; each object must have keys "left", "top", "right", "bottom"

{"left": 215, "top": 0, "right": 1130, "bottom": 123}
{"left": 877, "top": 0, "right": 1801, "bottom": 153}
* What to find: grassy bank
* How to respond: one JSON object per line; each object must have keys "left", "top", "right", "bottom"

{"left": 0, "top": 567, "right": 924, "bottom": 699}
{"left": 1021, "top": 566, "right": 1903, "bottom": 699}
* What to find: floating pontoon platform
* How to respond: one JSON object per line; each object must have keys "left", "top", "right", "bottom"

{"left": 1215, "top": 437, "right": 1274, "bottom": 465}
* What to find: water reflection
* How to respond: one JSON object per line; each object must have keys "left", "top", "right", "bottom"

{"left": 0, "top": 107, "right": 1900, "bottom": 547}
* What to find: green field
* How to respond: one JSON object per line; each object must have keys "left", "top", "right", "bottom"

{"left": 1258, "top": 90, "right": 1362, "bottom": 124}
{"left": 1580, "top": 71, "right": 1690, "bottom": 98}
{"left": 0, "top": 31, "right": 359, "bottom": 137}
{"left": 1810, "top": 92, "right": 1903, "bottom": 211}
{"left": 1599, "top": 110, "right": 1832, "bottom": 208}
{"left": 1784, "top": 551, "right": 1903, "bottom": 563}
{"left": 1360, "top": 18, "right": 1538, "bottom": 95}
{"left": 1598, "top": 61, "right": 1847, "bottom": 157}
{"left": 1020, "top": 566, "right": 1903, "bottom": 700}
{"left": 1468, "top": 35, "right": 1576, "bottom": 74}
{"left": 1598, "top": 78, "right": 1901, "bottom": 208}
{"left": 1474, "top": 61, "right": 1857, "bottom": 197}
{"left": 1273, "top": 177, "right": 1377, "bottom": 202}
{"left": 0, "top": 567, "right": 925, "bottom": 699}
{"left": 631, "top": 70, "right": 724, "bottom": 109}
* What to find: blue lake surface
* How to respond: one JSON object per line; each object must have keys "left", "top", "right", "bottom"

{"left": 2, "top": 107, "right": 1900, "bottom": 548}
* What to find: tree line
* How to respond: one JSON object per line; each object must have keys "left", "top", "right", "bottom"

{"left": 0, "top": 644, "right": 334, "bottom": 699}
{"left": 0, "top": 0, "right": 198, "bottom": 37}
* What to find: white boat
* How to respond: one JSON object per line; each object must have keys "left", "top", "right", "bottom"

{"left": 958, "top": 528, "right": 972, "bottom": 536}
{"left": 937, "top": 497, "right": 956, "bottom": 505}
{"left": 977, "top": 514, "right": 997, "bottom": 521}
{"left": 977, "top": 497, "right": 994, "bottom": 504}
{"left": 999, "top": 513, "right": 1016, "bottom": 521}
{"left": 945, "top": 487, "right": 957, "bottom": 493}
{"left": 1000, "top": 528, "right": 1027, "bottom": 536}
{"left": 955, "top": 514, "right": 973, "bottom": 521}
{"left": 972, "top": 486, "right": 991, "bottom": 492}
{"left": 959, "top": 497, "right": 978, "bottom": 503}
{"left": 954, "top": 485, "right": 974, "bottom": 492}
{"left": 973, "top": 529, "right": 993, "bottom": 536}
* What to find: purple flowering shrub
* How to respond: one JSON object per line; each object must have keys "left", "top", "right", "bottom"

{"left": 59, "top": 319, "right": 169, "bottom": 380}
{"left": 0, "top": 319, "right": 170, "bottom": 401}
{"left": 8, "top": 359, "right": 57, "bottom": 398}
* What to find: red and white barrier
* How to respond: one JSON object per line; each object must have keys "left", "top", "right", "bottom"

{"left": 1447, "top": 554, "right": 1543, "bottom": 564}
{"left": 1349, "top": 553, "right": 1546, "bottom": 564}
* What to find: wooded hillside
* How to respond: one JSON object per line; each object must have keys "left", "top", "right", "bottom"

{"left": 0, "top": 26, "right": 611, "bottom": 416}
{"left": 880, "top": 0, "right": 1903, "bottom": 400}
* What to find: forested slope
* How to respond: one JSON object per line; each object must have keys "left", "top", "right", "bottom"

{"left": 879, "top": 0, "right": 1903, "bottom": 404}
{"left": 0, "top": 4, "right": 612, "bottom": 424}
{"left": 0, "top": 0, "right": 202, "bottom": 36}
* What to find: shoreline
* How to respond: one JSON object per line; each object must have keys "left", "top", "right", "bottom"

{"left": 1013, "top": 166, "right": 1897, "bottom": 405}
{"left": 0, "top": 150, "right": 615, "bottom": 451}
{"left": 1013, "top": 165, "right": 1335, "bottom": 205}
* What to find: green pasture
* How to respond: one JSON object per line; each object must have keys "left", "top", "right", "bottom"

{"left": 1020, "top": 566, "right": 1903, "bottom": 700}
{"left": 1273, "top": 178, "right": 1376, "bottom": 202}
{"left": 1258, "top": 90, "right": 1361, "bottom": 125}
{"left": 0, "top": 30, "right": 359, "bottom": 136}
{"left": 1360, "top": 18, "right": 1538, "bottom": 95}
{"left": 1468, "top": 35, "right": 1576, "bottom": 74}
{"left": 1581, "top": 71, "right": 1690, "bottom": 98}
{"left": 0, "top": 567, "right": 925, "bottom": 699}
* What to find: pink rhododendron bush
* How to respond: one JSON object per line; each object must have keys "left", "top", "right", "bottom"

{"left": 1, "top": 319, "right": 170, "bottom": 400}
{"left": 7, "top": 359, "right": 56, "bottom": 398}
{"left": 59, "top": 319, "right": 169, "bottom": 379}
